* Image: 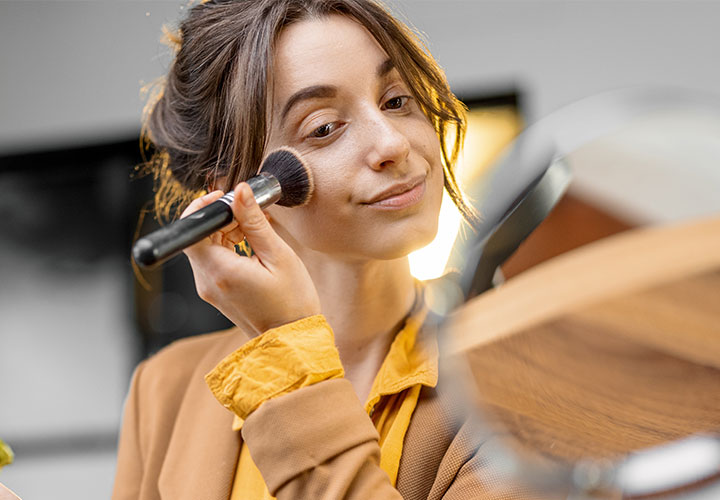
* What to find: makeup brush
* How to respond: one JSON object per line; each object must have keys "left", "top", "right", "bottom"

{"left": 133, "top": 147, "right": 313, "bottom": 269}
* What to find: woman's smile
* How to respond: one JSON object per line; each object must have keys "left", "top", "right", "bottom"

{"left": 362, "top": 174, "right": 427, "bottom": 210}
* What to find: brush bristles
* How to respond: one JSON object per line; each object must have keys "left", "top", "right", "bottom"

{"left": 259, "top": 147, "right": 314, "bottom": 207}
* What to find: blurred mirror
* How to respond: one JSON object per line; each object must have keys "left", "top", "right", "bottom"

{"left": 435, "top": 87, "right": 720, "bottom": 499}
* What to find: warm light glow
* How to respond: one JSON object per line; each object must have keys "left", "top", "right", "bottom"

{"left": 409, "top": 191, "right": 462, "bottom": 280}
{"left": 409, "top": 105, "right": 523, "bottom": 280}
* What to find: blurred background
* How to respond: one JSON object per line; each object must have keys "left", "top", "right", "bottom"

{"left": 1, "top": 1, "right": 719, "bottom": 498}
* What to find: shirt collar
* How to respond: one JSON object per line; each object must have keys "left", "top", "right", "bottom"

{"left": 363, "top": 288, "right": 439, "bottom": 414}
{"left": 232, "top": 283, "right": 439, "bottom": 430}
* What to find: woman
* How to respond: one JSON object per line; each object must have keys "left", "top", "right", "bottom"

{"left": 114, "top": 1, "right": 496, "bottom": 499}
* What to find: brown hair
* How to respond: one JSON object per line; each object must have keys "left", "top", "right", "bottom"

{"left": 143, "top": 0, "right": 477, "bottom": 226}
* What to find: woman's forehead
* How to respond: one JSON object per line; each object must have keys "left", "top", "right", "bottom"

{"left": 270, "top": 15, "right": 391, "bottom": 105}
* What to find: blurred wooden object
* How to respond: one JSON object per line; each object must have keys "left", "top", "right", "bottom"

{"left": 446, "top": 216, "right": 720, "bottom": 462}
{"left": 502, "top": 193, "right": 635, "bottom": 279}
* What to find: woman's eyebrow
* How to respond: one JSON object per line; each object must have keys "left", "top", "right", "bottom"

{"left": 281, "top": 85, "right": 337, "bottom": 120}
{"left": 377, "top": 58, "right": 394, "bottom": 78}
{"left": 280, "top": 60, "right": 394, "bottom": 121}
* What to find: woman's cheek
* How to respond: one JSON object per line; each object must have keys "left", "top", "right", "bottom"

{"left": 288, "top": 192, "right": 355, "bottom": 247}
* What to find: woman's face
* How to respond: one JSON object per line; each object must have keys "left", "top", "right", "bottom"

{"left": 265, "top": 14, "right": 444, "bottom": 261}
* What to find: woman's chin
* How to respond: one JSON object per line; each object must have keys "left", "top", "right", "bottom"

{"left": 366, "top": 222, "right": 439, "bottom": 261}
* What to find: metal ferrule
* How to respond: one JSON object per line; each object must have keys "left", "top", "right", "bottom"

{"left": 217, "top": 172, "right": 281, "bottom": 209}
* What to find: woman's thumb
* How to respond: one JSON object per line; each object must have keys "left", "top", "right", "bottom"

{"left": 232, "top": 182, "right": 282, "bottom": 262}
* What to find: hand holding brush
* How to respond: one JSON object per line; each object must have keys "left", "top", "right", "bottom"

{"left": 132, "top": 147, "right": 313, "bottom": 269}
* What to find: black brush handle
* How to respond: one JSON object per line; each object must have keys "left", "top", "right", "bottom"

{"left": 133, "top": 197, "right": 234, "bottom": 268}
{"left": 132, "top": 173, "right": 281, "bottom": 269}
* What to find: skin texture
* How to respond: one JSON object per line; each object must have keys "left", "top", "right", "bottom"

{"left": 182, "top": 15, "right": 444, "bottom": 402}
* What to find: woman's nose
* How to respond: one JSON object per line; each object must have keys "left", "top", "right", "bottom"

{"left": 361, "top": 111, "right": 411, "bottom": 171}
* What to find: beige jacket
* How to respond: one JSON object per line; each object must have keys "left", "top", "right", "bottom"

{"left": 112, "top": 327, "right": 530, "bottom": 499}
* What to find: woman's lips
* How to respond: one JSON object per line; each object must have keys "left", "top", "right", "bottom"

{"left": 366, "top": 179, "right": 426, "bottom": 209}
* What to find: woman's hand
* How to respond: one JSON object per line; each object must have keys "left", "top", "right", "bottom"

{"left": 181, "top": 183, "right": 322, "bottom": 337}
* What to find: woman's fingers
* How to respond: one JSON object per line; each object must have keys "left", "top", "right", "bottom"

{"left": 176, "top": 182, "right": 321, "bottom": 336}
{"left": 180, "top": 190, "right": 224, "bottom": 218}
{"left": 213, "top": 220, "right": 244, "bottom": 250}
{"left": 180, "top": 186, "right": 281, "bottom": 258}
{"left": 181, "top": 190, "right": 238, "bottom": 257}
{"left": 218, "top": 223, "right": 244, "bottom": 248}
{"left": 231, "top": 183, "right": 287, "bottom": 267}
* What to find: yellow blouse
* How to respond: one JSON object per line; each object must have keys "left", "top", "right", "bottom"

{"left": 205, "top": 306, "right": 437, "bottom": 500}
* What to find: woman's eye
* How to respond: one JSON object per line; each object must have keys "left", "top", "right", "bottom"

{"left": 383, "top": 96, "right": 409, "bottom": 110}
{"left": 310, "top": 123, "right": 335, "bottom": 138}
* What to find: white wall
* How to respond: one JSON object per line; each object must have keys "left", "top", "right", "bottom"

{"left": 0, "top": 1, "right": 181, "bottom": 154}
{"left": 391, "top": 0, "right": 720, "bottom": 122}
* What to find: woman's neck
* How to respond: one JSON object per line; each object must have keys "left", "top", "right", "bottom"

{"left": 302, "top": 251, "right": 418, "bottom": 401}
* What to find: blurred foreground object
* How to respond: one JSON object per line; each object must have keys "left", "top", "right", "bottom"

{"left": 443, "top": 216, "right": 720, "bottom": 498}
{"left": 447, "top": 86, "right": 720, "bottom": 299}
{"left": 0, "top": 440, "right": 12, "bottom": 470}
{"left": 0, "top": 440, "right": 19, "bottom": 499}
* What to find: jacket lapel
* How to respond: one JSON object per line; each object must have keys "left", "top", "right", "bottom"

{"left": 158, "top": 330, "right": 248, "bottom": 500}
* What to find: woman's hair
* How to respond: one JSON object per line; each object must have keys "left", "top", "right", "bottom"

{"left": 143, "top": 0, "right": 477, "bottom": 226}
